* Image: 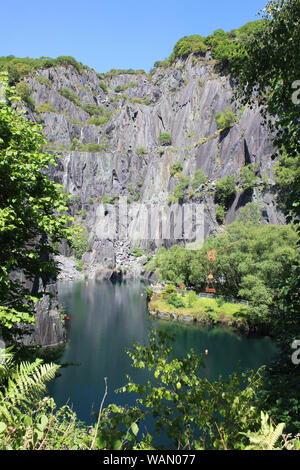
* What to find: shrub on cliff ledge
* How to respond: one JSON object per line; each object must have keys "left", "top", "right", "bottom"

{"left": 158, "top": 132, "right": 172, "bottom": 146}
{"left": 215, "top": 107, "right": 237, "bottom": 130}
{"left": 170, "top": 35, "right": 207, "bottom": 62}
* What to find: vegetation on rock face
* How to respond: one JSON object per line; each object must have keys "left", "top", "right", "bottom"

{"left": 0, "top": 55, "right": 87, "bottom": 85}
{"left": 215, "top": 107, "right": 237, "bottom": 130}
{"left": 168, "top": 173, "right": 190, "bottom": 205}
{"left": 191, "top": 169, "right": 208, "bottom": 190}
{"left": 58, "top": 88, "right": 81, "bottom": 106}
{"left": 153, "top": 19, "right": 266, "bottom": 70}
{"left": 214, "top": 174, "right": 237, "bottom": 208}
{"left": 158, "top": 132, "right": 172, "bottom": 146}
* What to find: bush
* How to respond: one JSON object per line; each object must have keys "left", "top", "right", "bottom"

{"left": 36, "top": 76, "right": 52, "bottom": 88}
{"left": 161, "top": 284, "right": 178, "bottom": 299}
{"left": 170, "top": 162, "right": 183, "bottom": 176}
{"left": 187, "top": 290, "right": 198, "bottom": 307}
{"left": 137, "top": 147, "right": 147, "bottom": 155}
{"left": 167, "top": 293, "right": 185, "bottom": 308}
{"left": 87, "top": 116, "right": 110, "bottom": 126}
{"left": 131, "top": 97, "right": 143, "bottom": 104}
{"left": 215, "top": 107, "right": 237, "bottom": 130}
{"left": 15, "top": 82, "right": 35, "bottom": 109}
{"left": 168, "top": 173, "right": 190, "bottom": 204}
{"left": 114, "top": 82, "right": 138, "bottom": 93}
{"left": 170, "top": 35, "right": 207, "bottom": 62}
{"left": 158, "top": 133, "right": 172, "bottom": 146}
{"left": 215, "top": 175, "right": 237, "bottom": 208}
{"left": 58, "top": 88, "right": 81, "bottom": 106}
{"left": 81, "top": 103, "right": 107, "bottom": 116}
{"left": 98, "top": 81, "right": 108, "bottom": 93}
{"left": 239, "top": 164, "right": 259, "bottom": 190}
{"left": 84, "top": 143, "right": 102, "bottom": 153}
{"left": 36, "top": 102, "right": 58, "bottom": 113}
{"left": 192, "top": 169, "right": 208, "bottom": 189}
{"left": 215, "top": 205, "right": 226, "bottom": 224}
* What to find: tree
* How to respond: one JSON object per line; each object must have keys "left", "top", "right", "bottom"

{"left": 236, "top": 0, "right": 300, "bottom": 222}
{"left": 234, "top": 0, "right": 300, "bottom": 431}
{"left": 0, "top": 74, "right": 74, "bottom": 339}
{"left": 214, "top": 174, "right": 237, "bottom": 208}
{"left": 215, "top": 107, "right": 237, "bottom": 130}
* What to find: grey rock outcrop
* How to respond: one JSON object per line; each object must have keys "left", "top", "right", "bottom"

{"left": 23, "top": 54, "right": 284, "bottom": 278}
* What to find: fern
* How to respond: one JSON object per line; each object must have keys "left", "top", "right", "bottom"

{"left": 0, "top": 349, "right": 92, "bottom": 450}
{"left": 241, "top": 411, "right": 285, "bottom": 450}
{"left": 0, "top": 349, "right": 59, "bottom": 427}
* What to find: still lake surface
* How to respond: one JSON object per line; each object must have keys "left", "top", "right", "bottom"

{"left": 49, "top": 279, "right": 277, "bottom": 427}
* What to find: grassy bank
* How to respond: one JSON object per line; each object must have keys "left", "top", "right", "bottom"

{"left": 148, "top": 292, "right": 252, "bottom": 331}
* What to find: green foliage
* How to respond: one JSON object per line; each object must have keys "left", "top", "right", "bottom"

{"left": 239, "top": 164, "right": 259, "bottom": 191}
{"left": 102, "top": 194, "right": 119, "bottom": 205}
{"left": 84, "top": 143, "right": 103, "bottom": 153}
{"left": 130, "top": 97, "right": 143, "bottom": 104}
{"left": 187, "top": 290, "right": 198, "bottom": 307}
{"left": 15, "top": 82, "right": 35, "bottom": 110}
{"left": 215, "top": 205, "right": 225, "bottom": 224}
{"left": 98, "top": 81, "right": 108, "bottom": 93}
{"left": 81, "top": 103, "right": 109, "bottom": 117}
{"left": 114, "top": 82, "right": 138, "bottom": 93}
{"left": 104, "top": 69, "right": 145, "bottom": 78}
{"left": 170, "top": 162, "right": 183, "bottom": 176}
{"left": 131, "top": 247, "right": 144, "bottom": 259}
{"left": 36, "top": 102, "right": 58, "bottom": 113}
{"left": 192, "top": 169, "right": 208, "bottom": 189}
{"left": 152, "top": 246, "right": 194, "bottom": 286}
{"left": 215, "top": 175, "right": 237, "bottom": 208}
{"left": 136, "top": 147, "right": 147, "bottom": 155}
{"left": 153, "top": 20, "right": 264, "bottom": 71}
{"left": 167, "top": 293, "right": 185, "bottom": 308}
{"left": 69, "top": 137, "right": 108, "bottom": 153}
{"left": 87, "top": 116, "right": 110, "bottom": 126}
{"left": 150, "top": 221, "right": 298, "bottom": 326}
{"left": 241, "top": 412, "right": 285, "bottom": 450}
{"left": 236, "top": 202, "right": 263, "bottom": 225}
{"left": 168, "top": 173, "right": 190, "bottom": 205}
{"left": 36, "top": 76, "right": 52, "bottom": 88}
{"left": 58, "top": 88, "right": 81, "bottom": 106}
{"left": 161, "top": 284, "right": 178, "bottom": 299}
{"left": 234, "top": 1, "right": 300, "bottom": 431}
{"left": 72, "top": 227, "right": 89, "bottom": 261}
{"left": 0, "top": 55, "right": 86, "bottom": 85}
{"left": 153, "top": 58, "right": 171, "bottom": 68}
{"left": 170, "top": 35, "right": 207, "bottom": 62}
{"left": 158, "top": 132, "right": 172, "bottom": 146}
{"left": 215, "top": 107, "right": 237, "bottom": 130}
{"left": 0, "top": 76, "right": 74, "bottom": 334}
{"left": 123, "top": 330, "right": 266, "bottom": 450}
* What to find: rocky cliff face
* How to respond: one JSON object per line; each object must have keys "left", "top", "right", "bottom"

{"left": 23, "top": 54, "right": 284, "bottom": 280}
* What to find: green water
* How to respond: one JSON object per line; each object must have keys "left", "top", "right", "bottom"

{"left": 49, "top": 279, "right": 277, "bottom": 426}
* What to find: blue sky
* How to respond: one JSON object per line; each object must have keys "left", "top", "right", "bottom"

{"left": 1, "top": 0, "right": 268, "bottom": 73}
